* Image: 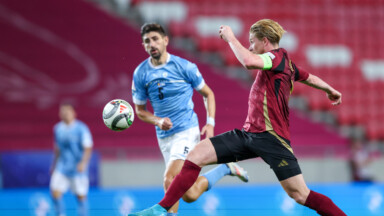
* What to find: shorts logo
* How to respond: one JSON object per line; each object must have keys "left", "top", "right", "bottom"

{"left": 184, "top": 146, "right": 189, "bottom": 154}
{"left": 278, "top": 159, "right": 289, "bottom": 167}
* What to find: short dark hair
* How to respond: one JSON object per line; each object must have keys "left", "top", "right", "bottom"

{"left": 140, "top": 23, "right": 167, "bottom": 37}
{"left": 59, "top": 100, "right": 76, "bottom": 109}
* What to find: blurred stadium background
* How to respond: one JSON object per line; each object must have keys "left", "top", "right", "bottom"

{"left": 0, "top": 0, "right": 384, "bottom": 215}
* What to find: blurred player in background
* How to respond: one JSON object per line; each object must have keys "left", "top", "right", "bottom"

{"left": 349, "top": 138, "right": 374, "bottom": 182}
{"left": 129, "top": 19, "right": 347, "bottom": 216}
{"left": 50, "top": 102, "right": 93, "bottom": 216}
{"left": 131, "top": 23, "right": 249, "bottom": 215}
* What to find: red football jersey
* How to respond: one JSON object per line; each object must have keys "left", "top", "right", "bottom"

{"left": 243, "top": 48, "right": 309, "bottom": 141}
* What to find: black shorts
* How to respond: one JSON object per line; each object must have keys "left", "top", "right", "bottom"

{"left": 210, "top": 129, "right": 302, "bottom": 181}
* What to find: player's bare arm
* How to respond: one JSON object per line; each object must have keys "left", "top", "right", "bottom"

{"left": 50, "top": 145, "right": 60, "bottom": 175}
{"left": 198, "top": 84, "right": 216, "bottom": 138}
{"left": 301, "top": 74, "right": 342, "bottom": 105}
{"left": 135, "top": 104, "right": 173, "bottom": 130}
{"left": 219, "top": 25, "right": 264, "bottom": 70}
{"left": 77, "top": 147, "right": 92, "bottom": 172}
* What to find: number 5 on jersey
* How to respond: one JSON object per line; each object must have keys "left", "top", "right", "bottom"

{"left": 158, "top": 87, "right": 164, "bottom": 99}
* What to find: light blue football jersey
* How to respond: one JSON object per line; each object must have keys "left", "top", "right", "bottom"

{"left": 53, "top": 120, "right": 93, "bottom": 176}
{"left": 132, "top": 54, "right": 205, "bottom": 138}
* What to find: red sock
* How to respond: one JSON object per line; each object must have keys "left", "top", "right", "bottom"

{"left": 159, "top": 160, "right": 201, "bottom": 210}
{"left": 304, "top": 190, "right": 346, "bottom": 216}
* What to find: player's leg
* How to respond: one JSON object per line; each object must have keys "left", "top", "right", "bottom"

{"left": 279, "top": 174, "right": 310, "bottom": 204}
{"left": 51, "top": 190, "right": 65, "bottom": 216}
{"left": 128, "top": 129, "right": 249, "bottom": 216}
{"left": 161, "top": 136, "right": 217, "bottom": 213}
{"left": 280, "top": 174, "right": 346, "bottom": 216}
{"left": 163, "top": 159, "right": 188, "bottom": 214}
{"left": 163, "top": 159, "right": 225, "bottom": 214}
{"left": 257, "top": 131, "right": 346, "bottom": 216}
{"left": 165, "top": 162, "right": 248, "bottom": 205}
{"left": 195, "top": 129, "right": 252, "bottom": 193}
{"left": 50, "top": 171, "right": 69, "bottom": 216}
{"left": 72, "top": 174, "right": 90, "bottom": 216}
{"left": 159, "top": 128, "right": 251, "bottom": 210}
{"left": 175, "top": 128, "right": 248, "bottom": 203}
{"left": 182, "top": 162, "right": 249, "bottom": 203}
{"left": 159, "top": 137, "right": 217, "bottom": 209}
{"left": 161, "top": 126, "right": 207, "bottom": 207}
{"left": 127, "top": 138, "right": 217, "bottom": 216}
{"left": 157, "top": 132, "right": 179, "bottom": 215}
{"left": 75, "top": 195, "right": 89, "bottom": 216}
{"left": 164, "top": 162, "right": 248, "bottom": 210}
{"left": 159, "top": 128, "right": 198, "bottom": 214}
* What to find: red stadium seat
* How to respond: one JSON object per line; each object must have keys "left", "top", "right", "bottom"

{"left": 196, "top": 36, "right": 222, "bottom": 52}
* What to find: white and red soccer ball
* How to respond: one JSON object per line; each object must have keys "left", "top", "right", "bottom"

{"left": 102, "top": 99, "right": 134, "bottom": 131}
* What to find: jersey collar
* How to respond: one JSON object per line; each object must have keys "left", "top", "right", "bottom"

{"left": 148, "top": 53, "right": 171, "bottom": 69}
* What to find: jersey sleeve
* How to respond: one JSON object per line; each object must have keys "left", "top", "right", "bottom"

{"left": 132, "top": 68, "right": 148, "bottom": 105}
{"left": 81, "top": 124, "right": 93, "bottom": 148}
{"left": 292, "top": 64, "right": 310, "bottom": 81}
{"left": 270, "top": 50, "right": 285, "bottom": 72}
{"left": 185, "top": 62, "right": 205, "bottom": 91}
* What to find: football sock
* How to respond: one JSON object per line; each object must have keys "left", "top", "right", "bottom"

{"left": 77, "top": 198, "right": 89, "bottom": 216}
{"left": 304, "top": 190, "right": 347, "bottom": 216}
{"left": 159, "top": 160, "right": 201, "bottom": 210}
{"left": 202, "top": 164, "right": 231, "bottom": 191}
{"left": 53, "top": 197, "right": 65, "bottom": 216}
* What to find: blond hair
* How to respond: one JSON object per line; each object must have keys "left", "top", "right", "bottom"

{"left": 250, "top": 19, "right": 285, "bottom": 44}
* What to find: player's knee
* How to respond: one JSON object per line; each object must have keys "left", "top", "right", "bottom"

{"left": 185, "top": 151, "right": 198, "bottom": 163}
{"left": 51, "top": 190, "right": 62, "bottom": 199}
{"left": 185, "top": 151, "right": 207, "bottom": 167}
{"left": 76, "top": 195, "right": 87, "bottom": 201}
{"left": 288, "top": 191, "right": 307, "bottom": 205}
{"left": 182, "top": 192, "right": 199, "bottom": 203}
{"left": 163, "top": 176, "right": 174, "bottom": 190}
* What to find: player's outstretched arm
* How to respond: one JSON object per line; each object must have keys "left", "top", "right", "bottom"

{"left": 301, "top": 74, "right": 342, "bottom": 106}
{"left": 134, "top": 104, "right": 173, "bottom": 130}
{"left": 219, "top": 25, "right": 264, "bottom": 70}
{"left": 198, "top": 84, "right": 216, "bottom": 138}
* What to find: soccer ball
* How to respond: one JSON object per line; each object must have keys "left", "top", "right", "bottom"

{"left": 102, "top": 99, "right": 134, "bottom": 131}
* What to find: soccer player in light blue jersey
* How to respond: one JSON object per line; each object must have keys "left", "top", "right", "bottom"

{"left": 129, "top": 20, "right": 346, "bottom": 216}
{"left": 50, "top": 103, "right": 93, "bottom": 216}
{"left": 131, "top": 23, "right": 249, "bottom": 215}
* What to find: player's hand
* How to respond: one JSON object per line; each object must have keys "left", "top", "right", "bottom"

{"left": 156, "top": 117, "right": 173, "bottom": 131}
{"left": 327, "top": 89, "right": 342, "bottom": 105}
{"left": 77, "top": 162, "right": 86, "bottom": 173}
{"left": 219, "top": 25, "right": 235, "bottom": 43}
{"left": 201, "top": 124, "right": 214, "bottom": 139}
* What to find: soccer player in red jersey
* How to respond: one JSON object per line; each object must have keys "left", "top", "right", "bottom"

{"left": 129, "top": 19, "right": 346, "bottom": 216}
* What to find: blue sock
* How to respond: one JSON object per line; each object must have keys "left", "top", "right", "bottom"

{"left": 167, "top": 213, "right": 178, "bottom": 216}
{"left": 78, "top": 198, "right": 89, "bottom": 216}
{"left": 202, "top": 164, "right": 231, "bottom": 191}
{"left": 52, "top": 197, "right": 65, "bottom": 216}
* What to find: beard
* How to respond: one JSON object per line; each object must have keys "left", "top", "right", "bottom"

{"left": 151, "top": 53, "right": 161, "bottom": 60}
{"left": 150, "top": 49, "right": 161, "bottom": 60}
